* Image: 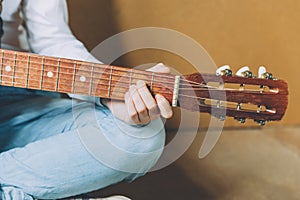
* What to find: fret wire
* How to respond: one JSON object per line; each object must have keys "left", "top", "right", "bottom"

{"left": 108, "top": 66, "right": 113, "bottom": 98}
{"left": 0, "top": 73, "right": 176, "bottom": 91}
{"left": 18, "top": 66, "right": 176, "bottom": 85}
{"left": 0, "top": 80, "right": 155, "bottom": 97}
{"left": 0, "top": 73, "right": 227, "bottom": 93}
{"left": 0, "top": 50, "right": 184, "bottom": 82}
{"left": 151, "top": 72, "right": 155, "bottom": 91}
{"left": 0, "top": 67, "right": 176, "bottom": 88}
{"left": 12, "top": 52, "right": 17, "bottom": 86}
{"left": 48, "top": 71, "right": 174, "bottom": 87}
{"left": 0, "top": 76, "right": 174, "bottom": 96}
{"left": 89, "top": 63, "right": 94, "bottom": 96}
{"left": 2, "top": 51, "right": 212, "bottom": 89}
{"left": 1, "top": 51, "right": 225, "bottom": 97}
{"left": 129, "top": 68, "right": 133, "bottom": 86}
{"left": 40, "top": 56, "right": 45, "bottom": 89}
{"left": 0, "top": 82, "right": 175, "bottom": 105}
{"left": 0, "top": 59, "right": 178, "bottom": 86}
{"left": 26, "top": 54, "right": 30, "bottom": 88}
{"left": 72, "top": 61, "right": 77, "bottom": 94}
{"left": 2, "top": 56, "right": 175, "bottom": 80}
{"left": 0, "top": 74, "right": 177, "bottom": 95}
{"left": 2, "top": 73, "right": 248, "bottom": 108}
{"left": 0, "top": 50, "right": 4, "bottom": 83}
{"left": 0, "top": 62, "right": 178, "bottom": 86}
{"left": 56, "top": 58, "right": 61, "bottom": 92}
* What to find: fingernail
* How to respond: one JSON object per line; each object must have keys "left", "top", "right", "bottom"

{"left": 156, "top": 94, "right": 163, "bottom": 101}
{"left": 136, "top": 80, "right": 145, "bottom": 87}
{"left": 130, "top": 85, "right": 136, "bottom": 92}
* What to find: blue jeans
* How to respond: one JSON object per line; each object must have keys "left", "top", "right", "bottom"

{"left": 0, "top": 86, "right": 166, "bottom": 200}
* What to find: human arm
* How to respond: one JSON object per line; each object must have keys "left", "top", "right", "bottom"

{"left": 21, "top": 0, "right": 101, "bottom": 104}
{"left": 21, "top": 0, "right": 173, "bottom": 124}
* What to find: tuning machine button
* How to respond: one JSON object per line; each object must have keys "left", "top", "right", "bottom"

{"left": 237, "top": 103, "right": 242, "bottom": 110}
{"left": 263, "top": 72, "right": 273, "bottom": 80}
{"left": 216, "top": 65, "right": 233, "bottom": 76}
{"left": 236, "top": 66, "right": 253, "bottom": 78}
{"left": 254, "top": 119, "right": 266, "bottom": 126}
{"left": 212, "top": 114, "right": 226, "bottom": 121}
{"left": 258, "top": 66, "right": 274, "bottom": 80}
{"left": 234, "top": 117, "right": 246, "bottom": 124}
{"left": 218, "top": 115, "right": 226, "bottom": 121}
{"left": 258, "top": 66, "right": 267, "bottom": 78}
{"left": 236, "top": 66, "right": 250, "bottom": 90}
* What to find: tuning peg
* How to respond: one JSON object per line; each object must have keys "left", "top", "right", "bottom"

{"left": 212, "top": 114, "right": 226, "bottom": 121}
{"left": 236, "top": 66, "right": 250, "bottom": 76}
{"left": 254, "top": 119, "right": 266, "bottom": 126}
{"left": 234, "top": 117, "right": 246, "bottom": 124}
{"left": 236, "top": 66, "right": 253, "bottom": 78}
{"left": 216, "top": 65, "right": 232, "bottom": 76}
{"left": 218, "top": 115, "right": 226, "bottom": 121}
{"left": 258, "top": 66, "right": 274, "bottom": 80}
{"left": 258, "top": 66, "right": 267, "bottom": 78}
{"left": 236, "top": 66, "right": 249, "bottom": 90}
{"left": 257, "top": 105, "right": 262, "bottom": 113}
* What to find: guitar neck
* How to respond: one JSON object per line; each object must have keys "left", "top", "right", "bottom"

{"left": 0, "top": 49, "right": 176, "bottom": 103}
{"left": 0, "top": 49, "right": 289, "bottom": 123}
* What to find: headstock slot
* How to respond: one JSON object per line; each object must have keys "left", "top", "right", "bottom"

{"left": 202, "top": 99, "right": 270, "bottom": 113}
{"left": 194, "top": 102, "right": 281, "bottom": 121}
{"left": 206, "top": 82, "right": 273, "bottom": 93}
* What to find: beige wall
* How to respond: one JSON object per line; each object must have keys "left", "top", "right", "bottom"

{"left": 68, "top": 0, "right": 299, "bottom": 128}
{"left": 66, "top": 2, "right": 300, "bottom": 199}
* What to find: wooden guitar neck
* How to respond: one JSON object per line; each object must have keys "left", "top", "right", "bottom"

{"left": 0, "top": 48, "right": 289, "bottom": 124}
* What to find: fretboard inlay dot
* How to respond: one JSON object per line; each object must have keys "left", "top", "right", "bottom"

{"left": 47, "top": 71, "right": 54, "bottom": 78}
{"left": 80, "top": 76, "right": 86, "bottom": 82}
{"left": 5, "top": 66, "right": 11, "bottom": 72}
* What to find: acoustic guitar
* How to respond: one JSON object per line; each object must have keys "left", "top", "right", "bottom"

{"left": 0, "top": 49, "right": 288, "bottom": 125}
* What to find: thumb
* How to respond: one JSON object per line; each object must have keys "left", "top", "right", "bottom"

{"left": 146, "top": 63, "right": 170, "bottom": 74}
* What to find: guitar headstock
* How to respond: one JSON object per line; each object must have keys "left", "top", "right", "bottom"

{"left": 179, "top": 66, "right": 289, "bottom": 125}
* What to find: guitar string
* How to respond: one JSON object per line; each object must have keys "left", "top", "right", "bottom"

{"left": 0, "top": 66, "right": 235, "bottom": 91}
{"left": 6, "top": 54, "right": 267, "bottom": 90}
{"left": 0, "top": 62, "right": 217, "bottom": 89}
{"left": 0, "top": 78, "right": 230, "bottom": 106}
{"left": 178, "top": 93, "right": 257, "bottom": 100}
{"left": 0, "top": 61, "right": 206, "bottom": 88}
{"left": 1, "top": 56, "right": 219, "bottom": 87}
{"left": 0, "top": 81, "right": 173, "bottom": 98}
{"left": 0, "top": 74, "right": 221, "bottom": 92}
{"left": 0, "top": 73, "right": 267, "bottom": 99}
{"left": 0, "top": 52, "right": 278, "bottom": 114}
{"left": 2, "top": 56, "right": 177, "bottom": 80}
{"left": 191, "top": 100, "right": 268, "bottom": 114}
{"left": 2, "top": 51, "right": 277, "bottom": 90}
{"left": 0, "top": 74, "right": 228, "bottom": 91}
{"left": 0, "top": 58, "right": 272, "bottom": 90}
{"left": 180, "top": 99, "right": 274, "bottom": 116}
{"left": 0, "top": 55, "right": 272, "bottom": 91}
{"left": 0, "top": 75, "right": 270, "bottom": 113}
{"left": 2, "top": 54, "right": 264, "bottom": 91}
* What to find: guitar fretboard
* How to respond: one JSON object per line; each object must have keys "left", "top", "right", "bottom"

{"left": 0, "top": 49, "right": 175, "bottom": 102}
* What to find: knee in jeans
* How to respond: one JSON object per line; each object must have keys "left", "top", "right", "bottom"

{"left": 113, "top": 119, "right": 166, "bottom": 173}
{"left": 116, "top": 118, "right": 166, "bottom": 153}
